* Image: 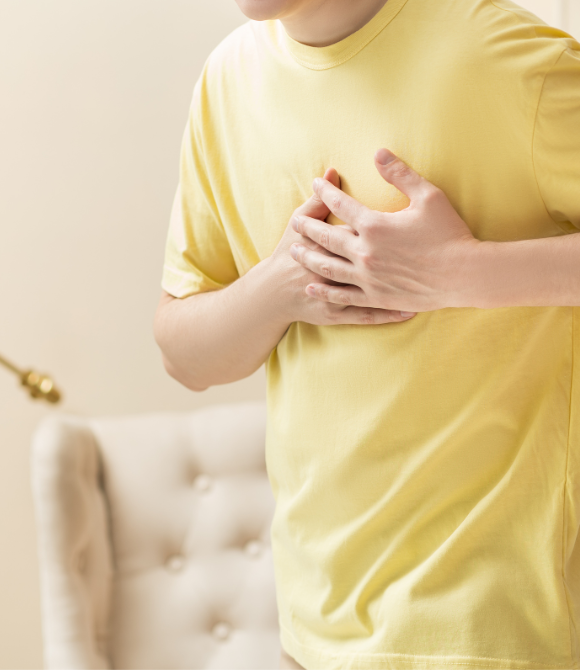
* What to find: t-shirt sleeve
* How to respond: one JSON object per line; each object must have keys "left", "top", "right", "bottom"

{"left": 161, "top": 76, "right": 239, "bottom": 298}
{"left": 533, "top": 43, "right": 580, "bottom": 234}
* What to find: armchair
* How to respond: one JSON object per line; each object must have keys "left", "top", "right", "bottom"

{"left": 31, "top": 401, "right": 280, "bottom": 669}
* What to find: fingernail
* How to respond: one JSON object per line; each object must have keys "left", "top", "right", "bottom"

{"left": 291, "top": 216, "right": 300, "bottom": 232}
{"left": 290, "top": 244, "right": 299, "bottom": 259}
{"left": 312, "top": 178, "right": 323, "bottom": 191}
{"left": 376, "top": 148, "right": 395, "bottom": 166}
{"left": 400, "top": 311, "right": 415, "bottom": 318}
{"left": 306, "top": 285, "right": 316, "bottom": 296}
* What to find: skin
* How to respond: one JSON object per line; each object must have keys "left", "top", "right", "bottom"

{"left": 233, "top": 0, "right": 389, "bottom": 46}
{"left": 292, "top": 148, "right": 580, "bottom": 311}
{"left": 154, "top": 167, "right": 414, "bottom": 391}
{"left": 154, "top": 0, "right": 580, "bottom": 392}
{"left": 291, "top": 148, "right": 477, "bottom": 313}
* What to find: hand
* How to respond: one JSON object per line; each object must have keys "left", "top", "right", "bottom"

{"left": 289, "top": 149, "right": 480, "bottom": 313}
{"left": 270, "top": 166, "right": 418, "bottom": 326}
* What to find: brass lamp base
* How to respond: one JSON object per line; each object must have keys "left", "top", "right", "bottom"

{"left": 0, "top": 353, "right": 62, "bottom": 404}
{"left": 20, "top": 370, "right": 61, "bottom": 404}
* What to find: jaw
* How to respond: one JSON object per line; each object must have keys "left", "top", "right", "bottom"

{"left": 233, "top": 0, "right": 314, "bottom": 21}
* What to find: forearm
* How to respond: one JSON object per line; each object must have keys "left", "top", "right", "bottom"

{"left": 154, "top": 257, "right": 292, "bottom": 391}
{"left": 154, "top": 167, "right": 411, "bottom": 391}
{"left": 460, "top": 232, "right": 580, "bottom": 309}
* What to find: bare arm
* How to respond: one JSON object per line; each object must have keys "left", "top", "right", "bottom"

{"left": 291, "top": 150, "right": 580, "bottom": 314}
{"left": 153, "top": 169, "right": 416, "bottom": 392}
{"left": 154, "top": 260, "right": 293, "bottom": 392}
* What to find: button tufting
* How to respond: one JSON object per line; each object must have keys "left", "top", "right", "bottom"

{"left": 212, "top": 622, "right": 231, "bottom": 641}
{"left": 166, "top": 555, "right": 185, "bottom": 572}
{"left": 244, "top": 539, "right": 263, "bottom": 558}
{"left": 193, "top": 473, "right": 212, "bottom": 492}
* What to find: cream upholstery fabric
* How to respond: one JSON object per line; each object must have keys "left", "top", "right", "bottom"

{"left": 31, "top": 402, "right": 281, "bottom": 669}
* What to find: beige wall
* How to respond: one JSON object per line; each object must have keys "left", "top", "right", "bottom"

{"left": 0, "top": 1, "right": 577, "bottom": 668}
{"left": 522, "top": 0, "right": 580, "bottom": 30}
{"left": 0, "top": 2, "right": 251, "bottom": 668}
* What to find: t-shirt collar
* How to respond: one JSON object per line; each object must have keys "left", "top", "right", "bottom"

{"left": 278, "top": 0, "right": 410, "bottom": 70}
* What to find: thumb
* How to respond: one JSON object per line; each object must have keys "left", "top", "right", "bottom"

{"left": 299, "top": 167, "right": 341, "bottom": 221}
{"left": 374, "top": 148, "right": 428, "bottom": 201}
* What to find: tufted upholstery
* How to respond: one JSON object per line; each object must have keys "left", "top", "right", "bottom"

{"left": 31, "top": 402, "right": 281, "bottom": 669}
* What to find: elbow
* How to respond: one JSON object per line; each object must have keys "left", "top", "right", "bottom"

{"left": 160, "top": 353, "right": 209, "bottom": 393}
{"left": 153, "top": 308, "right": 209, "bottom": 393}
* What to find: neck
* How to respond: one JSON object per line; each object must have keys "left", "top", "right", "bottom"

{"left": 281, "top": 0, "right": 389, "bottom": 47}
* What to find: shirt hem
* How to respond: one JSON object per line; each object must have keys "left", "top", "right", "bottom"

{"left": 280, "top": 623, "right": 571, "bottom": 670}
{"left": 161, "top": 267, "right": 223, "bottom": 299}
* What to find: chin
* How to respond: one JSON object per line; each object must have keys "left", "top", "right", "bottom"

{"left": 234, "top": 0, "right": 301, "bottom": 21}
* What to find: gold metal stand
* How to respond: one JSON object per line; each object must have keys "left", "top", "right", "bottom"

{"left": 0, "top": 352, "right": 62, "bottom": 404}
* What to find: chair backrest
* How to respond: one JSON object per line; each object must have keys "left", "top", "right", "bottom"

{"left": 32, "top": 401, "right": 281, "bottom": 669}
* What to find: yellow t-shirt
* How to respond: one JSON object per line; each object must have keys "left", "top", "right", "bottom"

{"left": 161, "top": 1, "right": 580, "bottom": 667}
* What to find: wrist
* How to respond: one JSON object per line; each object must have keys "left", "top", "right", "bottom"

{"left": 442, "top": 238, "right": 487, "bottom": 309}
{"left": 449, "top": 238, "right": 548, "bottom": 309}
{"left": 254, "top": 254, "right": 300, "bottom": 326}
{"left": 451, "top": 239, "right": 514, "bottom": 309}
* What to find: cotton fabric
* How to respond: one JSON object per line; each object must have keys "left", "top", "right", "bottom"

{"left": 161, "top": 1, "right": 580, "bottom": 667}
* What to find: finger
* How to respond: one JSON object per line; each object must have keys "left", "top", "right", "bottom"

{"left": 298, "top": 167, "right": 341, "bottom": 221}
{"left": 335, "top": 305, "right": 417, "bottom": 326}
{"left": 374, "top": 148, "right": 432, "bottom": 202}
{"left": 305, "top": 283, "right": 367, "bottom": 306}
{"left": 324, "top": 167, "right": 341, "bottom": 189}
{"left": 291, "top": 215, "right": 358, "bottom": 261}
{"left": 299, "top": 233, "right": 337, "bottom": 256}
{"left": 307, "top": 282, "right": 418, "bottom": 321}
{"left": 312, "top": 178, "right": 370, "bottom": 231}
{"left": 290, "top": 243, "right": 356, "bottom": 284}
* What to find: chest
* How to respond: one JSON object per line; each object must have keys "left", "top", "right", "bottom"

{"left": 207, "top": 58, "right": 559, "bottom": 274}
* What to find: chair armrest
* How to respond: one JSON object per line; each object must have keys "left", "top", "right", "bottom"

{"left": 31, "top": 416, "right": 113, "bottom": 669}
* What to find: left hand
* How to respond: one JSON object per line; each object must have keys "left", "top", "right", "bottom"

{"left": 289, "top": 148, "right": 480, "bottom": 314}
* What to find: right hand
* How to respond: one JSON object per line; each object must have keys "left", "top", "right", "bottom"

{"left": 270, "top": 168, "right": 417, "bottom": 326}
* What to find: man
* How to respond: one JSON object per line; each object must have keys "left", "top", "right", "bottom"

{"left": 153, "top": 0, "right": 580, "bottom": 668}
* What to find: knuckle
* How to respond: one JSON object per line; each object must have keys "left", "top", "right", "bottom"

{"left": 389, "top": 161, "right": 411, "bottom": 180}
{"left": 338, "top": 292, "right": 351, "bottom": 305}
{"left": 357, "top": 212, "right": 378, "bottom": 235}
{"left": 358, "top": 250, "right": 375, "bottom": 269}
{"left": 331, "top": 195, "right": 342, "bottom": 211}
{"left": 318, "top": 285, "right": 330, "bottom": 299}
{"left": 319, "top": 229, "right": 330, "bottom": 248}
{"left": 360, "top": 308, "right": 375, "bottom": 325}
{"left": 356, "top": 220, "right": 369, "bottom": 236}
{"left": 320, "top": 264, "right": 333, "bottom": 280}
{"left": 422, "top": 186, "right": 441, "bottom": 205}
